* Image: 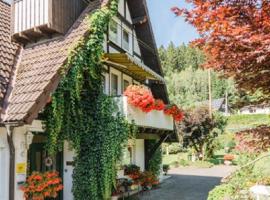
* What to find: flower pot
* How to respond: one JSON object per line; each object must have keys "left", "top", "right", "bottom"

{"left": 224, "top": 160, "right": 232, "bottom": 166}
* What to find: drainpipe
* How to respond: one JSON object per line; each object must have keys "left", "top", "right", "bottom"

{"left": 6, "top": 124, "right": 15, "bottom": 200}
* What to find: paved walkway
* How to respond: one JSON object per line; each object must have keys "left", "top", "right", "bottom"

{"left": 138, "top": 166, "right": 235, "bottom": 200}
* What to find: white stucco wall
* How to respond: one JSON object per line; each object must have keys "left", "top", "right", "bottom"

{"left": 63, "top": 142, "right": 75, "bottom": 200}
{"left": 13, "top": 126, "right": 28, "bottom": 200}
{"left": 0, "top": 128, "right": 9, "bottom": 200}
{"left": 134, "top": 139, "right": 145, "bottom": 171}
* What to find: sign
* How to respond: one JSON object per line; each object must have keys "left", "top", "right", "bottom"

{"left": 16, "top": 163, "right": 26, "bottom": 174}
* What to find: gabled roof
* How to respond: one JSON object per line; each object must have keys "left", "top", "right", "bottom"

{"left": 1, "top": 1, "right": 101, "bottom": 123}
{"left": 0, "top": 0, "right": 19, "bottom": 114}
{"left": 1, "top": 0, "right": 169, "bottom": 124}
{"left": 197, "top": 98, "right": 226, "bottom": 111}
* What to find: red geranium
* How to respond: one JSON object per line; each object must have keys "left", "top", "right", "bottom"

{"left": 124, "top": 85, "right": 155, "bottom": 113}
{"left": 20, "top": 171, "right": 63, "bottom": 200}
{"left": 164, "top": 104, "right": 184, "bottom": 122}
{"left": 153, "top": 99, "right": 165, "bottom": 111}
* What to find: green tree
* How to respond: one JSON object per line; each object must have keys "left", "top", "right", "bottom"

{"left": 159, "top": 44, "right": 236, "bottom": 108}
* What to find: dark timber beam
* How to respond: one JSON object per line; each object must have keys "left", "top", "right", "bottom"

{"left": 145, "top": 134, "right": 169, "bottom": 170}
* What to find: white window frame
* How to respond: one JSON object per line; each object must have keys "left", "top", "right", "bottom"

{"left": 123, "top": 74, "right": 132, "bottom": 93}
{"left": 109, "top": 20, "right": 118, "bottom": 44}
{"left": 110, "top": 68, "right": 122, "bottom": 96}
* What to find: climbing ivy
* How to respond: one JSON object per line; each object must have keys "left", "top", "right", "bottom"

{"left": 147, "top": 140, "right": 162, "bottom": 177}
{"left": 44, "top": 1, "right": 134, "bottom": 199}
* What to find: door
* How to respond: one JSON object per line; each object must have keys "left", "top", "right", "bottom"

{"left": 28, "top": 142, "right": 63, "bottom": 200}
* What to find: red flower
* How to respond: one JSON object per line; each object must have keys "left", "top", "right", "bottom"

{"left": 124, "top": 85, "right": 155, "bottom": 113}
{"left": 20, "top": 171, "right": 63, "bottom": 200}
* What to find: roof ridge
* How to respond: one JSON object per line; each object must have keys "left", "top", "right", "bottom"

{"left": 0, "top": 0, "right": 11, "bottom": 7}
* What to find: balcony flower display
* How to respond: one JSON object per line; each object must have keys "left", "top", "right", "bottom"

{"left": 164, "top": 104, "right": 184, "bottom": 122}
{"left": 20, "top": 171, "right": 63, "bottom": 200}
{"left": 124, "top": 85, "right": 155, "bottom": 113}
{"left": 153, "top": 99, "right": 165, "bottom": 111}
{"left": 124, "top": 85, "right": 184, "bottom": 122}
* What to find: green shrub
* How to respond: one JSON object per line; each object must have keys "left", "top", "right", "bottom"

{"left": 171, "top": 161, "right": 180, "bottom": 168}
{"left": 253, "top": 152, "right": 270, "bottom": 177}
{"left": 193, "top": 161, "right": 214, "bottom": 168}
{"left": 179, "top": 159, "right": 190, "bottom": 167}
{"left": 208, "top": 184, "right": 234, "bottom": 200}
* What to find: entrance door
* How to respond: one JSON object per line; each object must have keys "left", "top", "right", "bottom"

{"left": 28, "top": 142, "right": 63, "bottom": 200}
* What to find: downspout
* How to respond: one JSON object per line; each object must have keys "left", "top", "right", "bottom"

{"left": 6, "top": 124, "right": 15, "bottom": 200}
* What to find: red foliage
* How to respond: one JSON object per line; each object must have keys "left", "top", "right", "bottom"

{"left": 20, "top": 171, "right": 63, "bottom": 200}
{"left": 164, "top": 104, "right": 184, "bottom": 122}
{"left": 124, "top": 85, "right": 155, "bottom": 113}
{"left": 235, "top": 125, "right": 270, "bottom": 154}
{"left": 175, "top": 1, "right": 270, "bottom": 94}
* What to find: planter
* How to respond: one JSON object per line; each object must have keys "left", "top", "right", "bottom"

{"left": 224, "top": 160, "right": 232, "bottom": 166}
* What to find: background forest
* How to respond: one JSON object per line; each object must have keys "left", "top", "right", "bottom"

{"left": 158, "top": 43, "right": 264, "bottom": 109}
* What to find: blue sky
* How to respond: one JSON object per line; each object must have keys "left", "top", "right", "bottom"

{"left": 147, "top": 0, "right": 198, "bottom": 47}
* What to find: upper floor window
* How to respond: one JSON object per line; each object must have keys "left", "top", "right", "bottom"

{"left": 111, "top": 73, "right": 118, "bottom": 96}
{"left": 122, "top": 29, "right": 130, "bottom": 51}
{"left": 123, "top": 80, "right": 130, "bottom": 91}
{"left": 109, "top": 20, "right": 118, "bottom": 44}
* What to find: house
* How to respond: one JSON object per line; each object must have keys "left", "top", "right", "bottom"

{"left": 197, "top": 98, "right": 230, "bottom": 115}
{"left": 0, "top": 0, "right": 174, "bottom": 200}
{"left": 239, "top": 104, "right": 270, "bottom": 115}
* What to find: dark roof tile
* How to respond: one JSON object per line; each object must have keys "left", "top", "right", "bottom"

{"left": 0, "top": 0, "right": 19, "bottom": 115}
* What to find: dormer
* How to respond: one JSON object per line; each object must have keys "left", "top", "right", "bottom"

{"left": 11, "top": 0, "right": 87, "bottom": 44}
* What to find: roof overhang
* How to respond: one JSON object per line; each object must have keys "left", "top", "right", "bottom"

{"left": 102, "top": 53, "right": 165, "bottom": 83}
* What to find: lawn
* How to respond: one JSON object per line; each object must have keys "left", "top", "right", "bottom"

{"left": 163, "top": 153, "right": 188, "bottom": 165}
{"left": 226, "top": 114, "right": 269, "bottom": 133}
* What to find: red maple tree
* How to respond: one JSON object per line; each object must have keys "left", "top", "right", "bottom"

{"left": 173, "top": 1, "right": 270, "bottom": 94}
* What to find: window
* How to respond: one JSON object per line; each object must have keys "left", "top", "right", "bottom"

{"left": 111, "top": 73, "right": 118, "bottom": 96}
{"left": 123, "top": 80, "right": 130, "bottom": 91}
{"left": 109, "top": 20, "right": 118, "bottom": 43}
{"left": 122, "top": 29, "right": 129, "bottom": 51}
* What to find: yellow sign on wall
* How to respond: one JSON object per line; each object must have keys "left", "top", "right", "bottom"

{"left": 16, "top": 163, "right": 26, "bottom": 174}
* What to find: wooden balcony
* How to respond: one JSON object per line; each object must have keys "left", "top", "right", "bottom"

{"left": 12, "top": 0, "right": 87, "bottom": 44}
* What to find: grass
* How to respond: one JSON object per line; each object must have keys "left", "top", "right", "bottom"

{"left": 163, "top": 153, "right": 214, "bottom": 168}
{"left": 226, "top": 114, "right": 269, "bottom": 133}
{"left": 163, "top": 153, "right": 188, "bottom": 165}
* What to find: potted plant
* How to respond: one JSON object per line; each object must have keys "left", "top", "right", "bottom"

{"left": 224, "top": 154, "right": 234, "bottom": 165}
{"left": 20, "top": 171, "right": 63, "bottom": 200}
{"left": 163, "top": 164, "right": 170, "bottom": 175}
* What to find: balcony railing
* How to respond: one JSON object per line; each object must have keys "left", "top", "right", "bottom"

{"left": 115, "top": 96, "right": 174, "bottom": 131}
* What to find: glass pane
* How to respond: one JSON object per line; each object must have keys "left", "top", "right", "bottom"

{"left": 123, "top": 80, "right": 130, "bottom": 91}
{"left": 122, "top": 30, "right": 129, "bottom": 50}
{"left": 111, "top": 73, "right": 118, "bottom": 96}
{"left": 109, "top": 21, "right": 118, "bottom": 43}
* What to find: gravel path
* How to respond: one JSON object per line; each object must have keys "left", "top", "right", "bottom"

{"left": 138, "top": 165, "right": 235, "bottom": 200}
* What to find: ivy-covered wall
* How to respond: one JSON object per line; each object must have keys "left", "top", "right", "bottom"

{"left": 147, "top": 140, "right": 162, "bottom": 176}
{"left": 44, "top": 1, "right": 135, "bottom": 199}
